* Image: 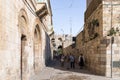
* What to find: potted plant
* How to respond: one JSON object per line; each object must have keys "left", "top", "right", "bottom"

{"left": 107, "top": 28, "right": 116, "bottom": 36}
{"left": 92, "top": 19, "right": 99, "bottom": 27}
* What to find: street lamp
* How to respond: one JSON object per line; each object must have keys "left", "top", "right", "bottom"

{"left": 60, "top": 29, "right": 65, "bottom": 54}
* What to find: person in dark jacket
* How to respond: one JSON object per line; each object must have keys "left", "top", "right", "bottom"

{"left": 69, "top": 54, "right": 75, "bottom": 69}
{"left": 78, "top": 54, "right": 85, "bottom": 69}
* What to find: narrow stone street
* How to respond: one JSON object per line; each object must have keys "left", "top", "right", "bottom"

{"left": 1, "top": 0, "right": 120, "bottom": 80}
{"left": 32, "top": 60, "right": 120, "bottom": 80}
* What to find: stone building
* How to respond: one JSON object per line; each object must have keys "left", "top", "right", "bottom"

{"left": 51, "top": 34, "right": 73, "bottom": 56}
{"left": 0, "top": 0, "right": 53, "bottom": 80}
{"left": 86, "top": 0, "right": 92, "bottom": 7}
{"left": 68, "top": 0, "right": 120, "bottom": 78}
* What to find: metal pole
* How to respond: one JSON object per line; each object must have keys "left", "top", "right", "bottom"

{"left": 111, "top": 37, "right": 113, "bottom": 78}
{"left": 62, "top": 41, "right": 64, "bottom": 54}
{"left": 110, "top": 0, "right": 113, "bottom": 78}
{"left": 61, "top": 29, "right": 64, "bottom": 54}
{"left": 61, "top": 29, "right": 64, "bottom": 37}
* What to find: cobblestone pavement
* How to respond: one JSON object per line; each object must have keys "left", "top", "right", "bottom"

{"left": 33, "top": 60, "right": 120, "bottom": 80}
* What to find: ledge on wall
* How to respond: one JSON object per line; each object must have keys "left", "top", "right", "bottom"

{"left": 36, "top": 3, "right": 48, "bottom": 18}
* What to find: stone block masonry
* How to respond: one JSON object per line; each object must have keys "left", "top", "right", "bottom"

{"left": 0, "top": 0, "right": 53, "bottom": 80}
{"left": 66, "top": 0, "right": 120, "bottom": 78}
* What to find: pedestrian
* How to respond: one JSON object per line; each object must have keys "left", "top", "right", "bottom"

{"left": 78, "top": 54, "right": 85, "bottom": 69}
{"left": 54, "top": 52, "right": 58, "bottom": 60}
{"left": 60, "top": 54, "right": 65, "bottom": 67}
{"left": 66, "top": 54, "right": 70, "bottom": 69}
{"left": 69, "top": 54, "right": 75, "bottom": 69}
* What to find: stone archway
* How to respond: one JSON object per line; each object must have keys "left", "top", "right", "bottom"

{"left": 18, "top": 9, "right": 29, "bottom": 80}
{"left": 34, "top": 24, "right": 42, "bottom": 73}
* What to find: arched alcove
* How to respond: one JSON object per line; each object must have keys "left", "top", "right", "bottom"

{"left": 33, "top": 24, "right": 42, "bottom": 72}
{"left": 18, "top": 9, "right": 29, "bottom": 80}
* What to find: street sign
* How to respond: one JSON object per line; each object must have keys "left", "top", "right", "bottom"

{"left": 113, "top": 61, "right": 120, "bottom": 67}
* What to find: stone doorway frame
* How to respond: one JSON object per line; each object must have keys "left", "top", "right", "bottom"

{"left": 33, "top": 24, "right": 42, "bottom": 73}
{"left": 21, "top": 34, "right": 27, "bottom": 80}
{"left": 18, "top": 9, "right": 29, "bottom": 80}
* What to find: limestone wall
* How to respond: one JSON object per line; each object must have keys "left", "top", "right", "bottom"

{"left": 85, "top": 0, "right": 102, "bottom": 22}
{"left": 74, "top": 0, "right": 120, "bottom": 77}
{"left": 80, "top": 3, "right": 104, "bottom": 75}
{"left": 103, "top": 0, "right": 120, "bottom": 77}
{"left": 86, "top": 0, "right": 92, "bottom": 8}
{"left": 0, "top": 0, "right": 52, "bottom": 80}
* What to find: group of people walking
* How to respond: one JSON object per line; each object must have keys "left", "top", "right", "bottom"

{"left": 60, "top": 54, "right": 85, "bottom": 69}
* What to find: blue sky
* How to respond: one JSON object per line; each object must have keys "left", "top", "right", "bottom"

{"left": 50, "top": 0, "right": 86, "bottom": 36}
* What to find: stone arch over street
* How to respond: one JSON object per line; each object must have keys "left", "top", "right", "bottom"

{"left": 33, "top": 23, "right": 42, "bottom": 73}
{"left": 18, "top": 8, "right": 29, "bottom": 80}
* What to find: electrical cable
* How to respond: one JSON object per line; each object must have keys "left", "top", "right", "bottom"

{"left": 52, "top": 0, "right": 74, "bottom": 10}
{"left": 68, "top": 0, "right": 74, "bottom": 8}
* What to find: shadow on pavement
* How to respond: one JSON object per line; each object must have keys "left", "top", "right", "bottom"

{"left": 47, "top": 59, "right": 98, "bottom": 76}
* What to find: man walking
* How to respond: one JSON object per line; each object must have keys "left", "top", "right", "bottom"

{"left": 78, "top": 54, "right": 85, "bottom": 69}
{"left": 69, "top": 54, "right": 75, "bottom": 69}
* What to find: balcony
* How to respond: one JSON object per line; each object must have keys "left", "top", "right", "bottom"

{"left": 35, "top": 0, "right": 48, "bottom": 18}
{"left": 36, "top": 0, "right": 49, "bottom": 9}
{"left": 36, "top": 4, "right": 48, "bottom": 18}
{"left": 35, "top": 0, "right": 52, "bottom": 18}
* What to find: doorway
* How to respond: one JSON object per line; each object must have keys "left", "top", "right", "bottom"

{"left": 33, "top": 25, "right": 42, "bottom": 73}
{"left": 21, "top": 34, "right": 27, "bottom": 80}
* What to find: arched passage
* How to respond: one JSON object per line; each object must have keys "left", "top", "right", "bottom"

{"left": 33, "top": 24, "right": 42, "bottom": 72}
{"left": 18, "top": 9, "right": 29, "bottom": 80}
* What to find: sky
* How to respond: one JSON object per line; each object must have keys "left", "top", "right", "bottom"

{"left": 50, "top": 0, "right": 86, "bottom": 36}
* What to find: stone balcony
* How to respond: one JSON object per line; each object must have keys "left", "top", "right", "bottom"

{"left": 36, "top": 3, "right": 48, "bottom": 18}
{"left": 35, "top": 0, "right": 52, "bottom": 18}
{"left": 35, "top": 0, "right": 53, "bottom": 34}
{"left": 22, "top": 0, "right": 48, "bottom": 18}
